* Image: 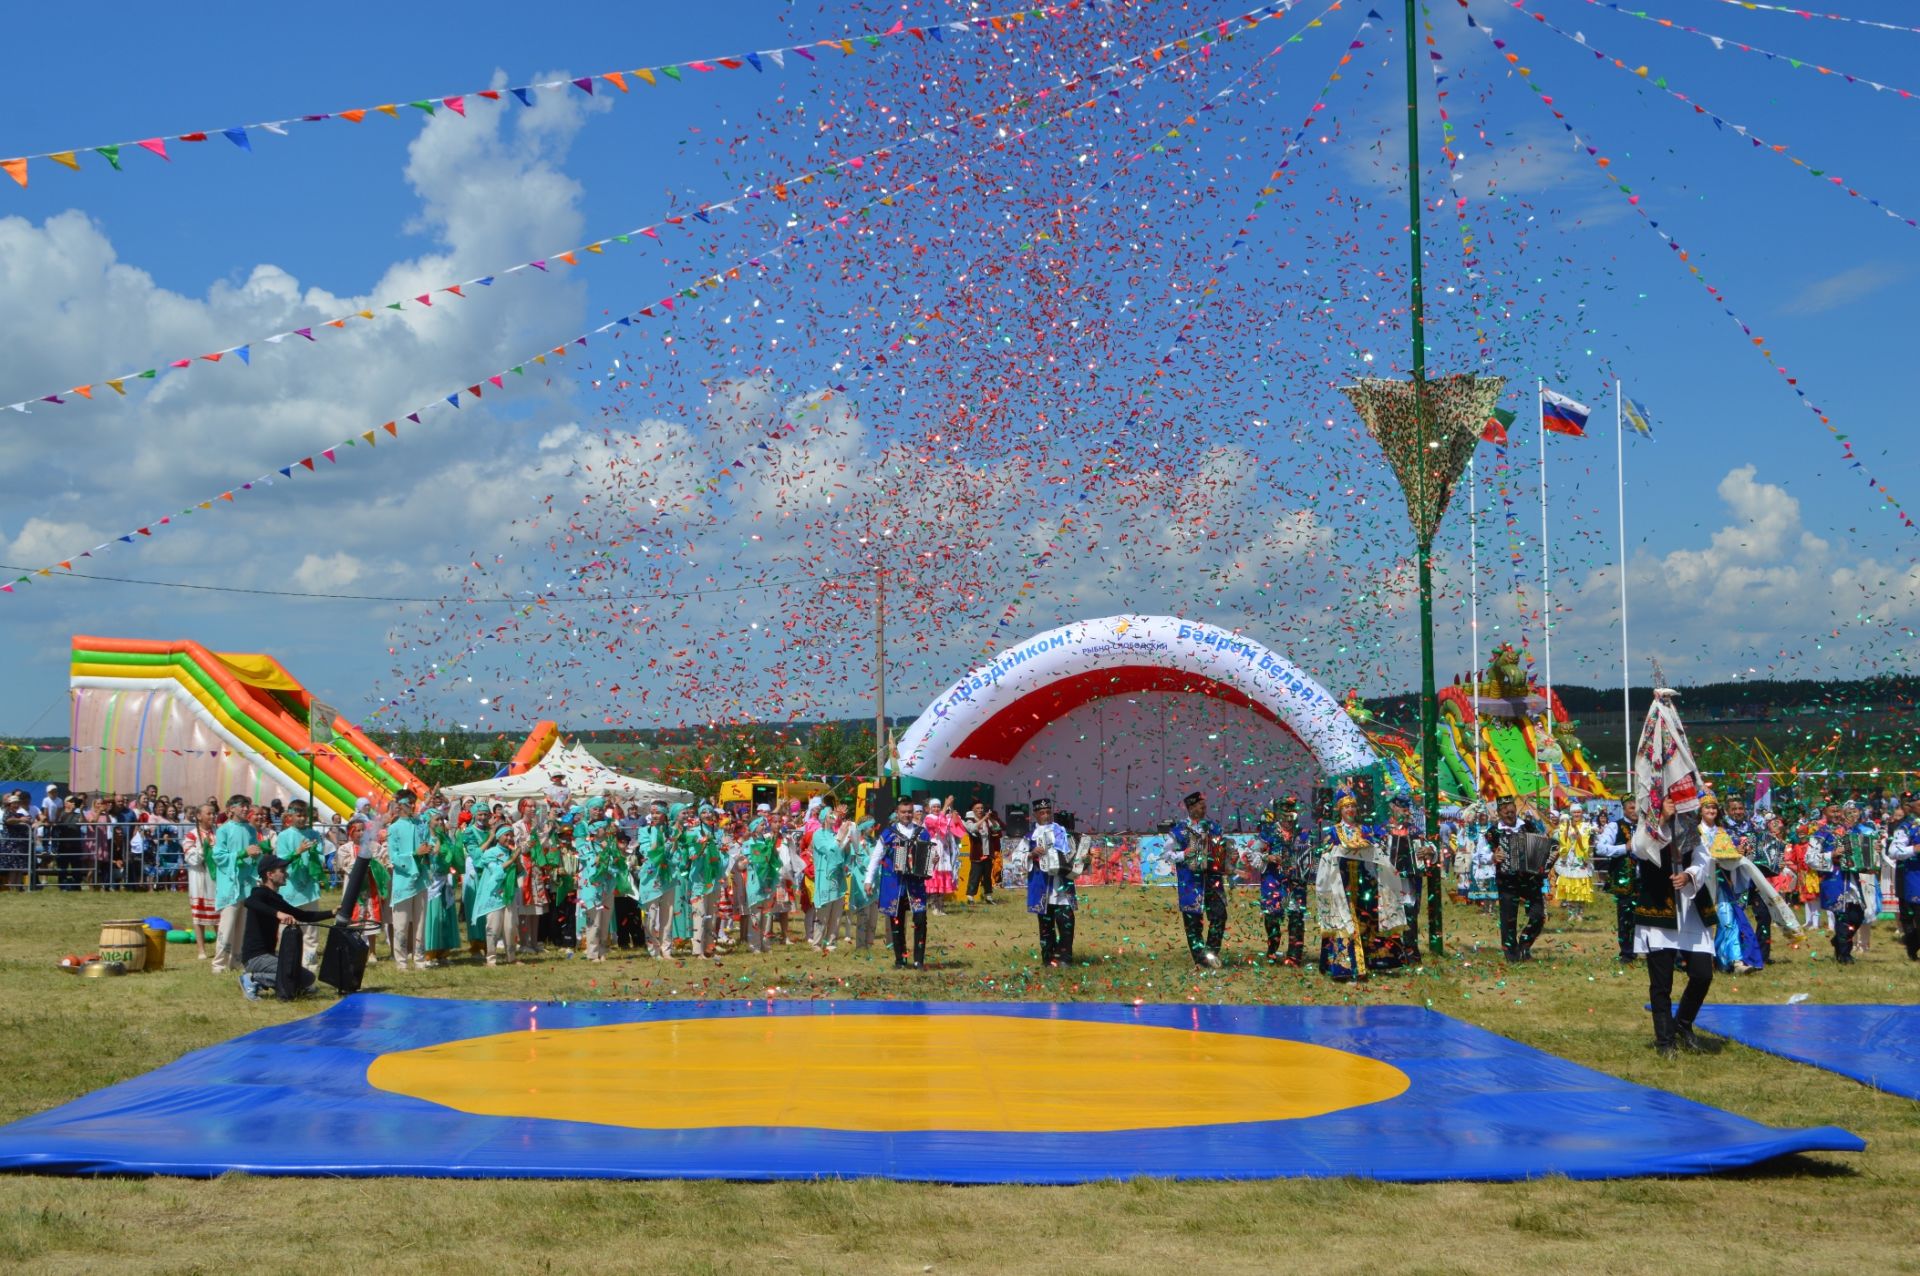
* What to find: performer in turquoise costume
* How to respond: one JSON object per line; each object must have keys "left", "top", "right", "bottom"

{"left": 469, "top": 824, "right": 518, "bottom": 965}
{"left": 633, "top": 800, "right": 675, "bottom": 958}
{"left": 384, "top": 791, "right": 431, "bottom": 972}
{"left": 737, "top": 806, "right": 781, "bottom": 953}
{"left": 574, "top": 817, "right": 617, "bottom": 960}
{"left": 422, "top": 810, "right": 466, "bottom": 964}
{"left": 845, "top": 818, "right": 879, "bottom": 949}
{"left": 273, "top": 799, "right": 327, "bottom": 968}
{"left": 809, "top": 794, "right": 849, "bottom": 951}
{"left": 210, "top": 795, "right": 265, "bottom": 974}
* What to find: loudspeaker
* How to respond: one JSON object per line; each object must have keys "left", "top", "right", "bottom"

{"left": 1056, "top": 810, "right": 1077, "bottom": 835}
{"left": 334, "top": 853, "right": 373, "bottom": 922}
{"left": 867, "top": 781, "right": 898, "bottom": 828}
{"left": 751, "top": 783, "right": 779, "bottom": 811}
{"left": 1004, "top": 803, "right": 1030, "bottom": 840}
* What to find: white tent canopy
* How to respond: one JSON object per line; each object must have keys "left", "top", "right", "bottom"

{"left": 441, "top": 742, "right": 694, "bottom": 805}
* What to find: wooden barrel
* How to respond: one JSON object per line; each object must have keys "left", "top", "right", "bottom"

{"left": 98, "top": 920, "right": 149, "bottom": 972}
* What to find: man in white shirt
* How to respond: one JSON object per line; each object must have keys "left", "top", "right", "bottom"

{"left": 1631, "top": 808, "right": 1716, "bottom": 1057}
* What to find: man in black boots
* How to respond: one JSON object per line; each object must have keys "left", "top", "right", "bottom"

{"left": 1253, "top": 798, "right": 1312, "bottom": 965}
{"left": 1594, "top": 794, "right": 1640, "bottom": 963}
{"left": 1486, "top": 795, "right": 1548, "bottom": 962}
{"left": 1632, "top": 804, "right": 1716, "bottom": 1057}
{"left": 879, "top": 803, "right": 932, "bottom": 970}
{"left": 1170, "top": 791, "right": 1230, "bottom": 968}
{"left": 1023, "top": 800, "right": 1085, "bottom": 966}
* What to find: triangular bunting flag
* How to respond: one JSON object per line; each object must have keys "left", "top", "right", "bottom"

{"left": 137, "top": 138, "right": 169, "bottom": 161}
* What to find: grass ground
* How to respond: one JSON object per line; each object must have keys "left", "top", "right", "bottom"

{"left": 1, "top": 885, "right": 1915, "bottom": 1276}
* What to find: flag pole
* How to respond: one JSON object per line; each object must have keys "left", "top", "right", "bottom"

{"left": 1468, "top": 453, "right": 1483, "bottom": 795}
{"left": 1616, "top": 377, "right": 1631, "bottom": 792}
{"left": 1402, "top": 0, "right": 1443, "bottom": 954}
{"left": 1536, "top": 376, "right": 1553, "bottom": 801}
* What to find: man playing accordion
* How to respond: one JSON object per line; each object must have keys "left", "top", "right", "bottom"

{"left": 1487, "top": 794, "right": 1551, "bottom": 963}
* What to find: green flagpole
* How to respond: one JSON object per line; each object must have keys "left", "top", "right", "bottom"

{"left": 1403, "top": 0, "right": 1444, "bottom": 956}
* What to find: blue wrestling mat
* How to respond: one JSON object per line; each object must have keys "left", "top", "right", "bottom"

{"left": 1696, "top": 1003, "right": 1920, "bottom": 1100}
{"left": 0, "top": 996, "right": 1862, "bottom": 1183}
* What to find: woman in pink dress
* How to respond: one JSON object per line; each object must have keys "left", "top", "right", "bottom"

{"left": 925, "top": 797, "right": 959, "bottom": 905}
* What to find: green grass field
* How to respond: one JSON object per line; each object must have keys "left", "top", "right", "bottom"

{"left": 1, "top": 886, "right": 1915, "bottom": 1276}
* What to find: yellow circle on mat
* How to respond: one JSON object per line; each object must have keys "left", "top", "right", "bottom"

{"left": 366, "top": 1013, "right": 1409, "bottom": 1133}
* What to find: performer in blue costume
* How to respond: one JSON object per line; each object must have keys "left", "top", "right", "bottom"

{"left": 1890, "top": 791, "right": 1920, "bottom": 962}
{"left": 874, "top": 803, "right": 932, "bottom": 969}
{"left": 1170, "top": 790, "right": 1230, "bottom": 968}
{"left": 1020, "top": 799, "right": 1086, "bottom": 966}
{"left": 1251, "top": 797, "right": 1312, "bottom": 966}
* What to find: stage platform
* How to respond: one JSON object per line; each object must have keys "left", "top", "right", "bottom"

{"left": 1697, "top": 1003, "right": 1920, "bottom": 1100}
{"left": 0, "top": 996, "right": 1862, "bottom": 1183}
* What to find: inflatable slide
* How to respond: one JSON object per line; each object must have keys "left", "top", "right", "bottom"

{"left": 68, "top": 636, "right": 428, "bottom": 818}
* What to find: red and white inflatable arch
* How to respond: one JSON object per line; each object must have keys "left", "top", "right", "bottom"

{"left": 898, "top": 615, "right": 1377, "bottom": 789}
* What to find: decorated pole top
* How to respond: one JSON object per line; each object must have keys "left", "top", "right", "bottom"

{"left": 1340, "top": 372, "right": 1507, "bottom": 546}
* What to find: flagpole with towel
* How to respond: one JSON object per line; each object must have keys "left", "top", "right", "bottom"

{"left": 1536, "top": 378, "right": 1551, "bottom": 797}
{"left": 1616, "top": 385, "right": 1655, "bottom": 791}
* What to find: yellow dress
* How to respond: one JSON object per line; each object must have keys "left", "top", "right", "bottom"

{"left": 1552, "top": 824, "right": 1594, "bottom": 904}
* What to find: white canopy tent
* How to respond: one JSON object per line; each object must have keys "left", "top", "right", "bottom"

{"left": 441, "top": 742, "right": 694, "bottom": 806}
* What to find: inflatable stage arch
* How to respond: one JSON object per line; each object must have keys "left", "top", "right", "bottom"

{"left": 897, "top": 616, "right": 1377, "bottom": 827}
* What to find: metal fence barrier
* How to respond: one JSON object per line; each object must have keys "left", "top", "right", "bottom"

{"left": 0, "top": 823, "right": 351, "bottom": 892}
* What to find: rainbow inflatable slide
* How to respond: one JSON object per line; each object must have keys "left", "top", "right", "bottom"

{"left": 68, "top": 636, "right": 429, "bottom": 817}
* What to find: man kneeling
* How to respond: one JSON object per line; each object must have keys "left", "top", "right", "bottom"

{"left": 240, "top": 853, "right": 333, "bottom": 1001}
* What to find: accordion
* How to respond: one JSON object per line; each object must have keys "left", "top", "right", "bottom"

{"left": 894, "top": 833, "right": 932, "bottom": 878}
{"left": 1502, "top": 831, "right": 1557, "bottom": 876}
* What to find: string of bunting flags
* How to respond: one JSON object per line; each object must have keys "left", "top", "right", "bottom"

{"left": 1698, "top": 0, "right": 1920, "bottom": 36}
{"left": 3, "top": 1, "right": 1306, "bottom": 596}
{"left": 0, "top": 2, "right": 1101, "bottom": 191}
{"left": 3, "top": 0, "right": 1305, "bottom": 420}
{"left": 1460, "top": 0, "right": 1915, "bottom": 533}
{"left": 1557, "top": 0, "right": 1918, "bottom": 101}
{"left": 979, "top": 4, "right": 1365, "bottom": 650}
{"left": 1510, "top": 3, "right": 1920, "bottom": 233}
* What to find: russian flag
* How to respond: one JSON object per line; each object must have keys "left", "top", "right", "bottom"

{"left": 1540, "top": 387, "right": 1590, "bottom": 437}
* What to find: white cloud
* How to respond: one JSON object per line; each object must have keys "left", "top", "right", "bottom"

{"left": 1780, "top": 263, "right": 1903, "bottom": 317}
{"left": 292, "top": 552, "right": 364, "bottom": 592}
{"left": 0, "top": 70, "right": 617, "bottom": 722}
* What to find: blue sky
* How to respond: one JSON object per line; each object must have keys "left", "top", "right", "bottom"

{"left": 1, "top": 0, "right": 1915, "bottom": 737}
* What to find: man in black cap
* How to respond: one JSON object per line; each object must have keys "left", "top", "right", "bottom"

{"left": 1382, "top": 794, "right": 1425, "bottom": 955}
{"left": 1593, "top": 795, "right": 1641, "bottom": 963}
{"left": 1022, "top": 799, "right": 1086, "bottom": 966}
{"left": 1170, "top": 790, "right": 1230, "bottom": 967}
{"left": 1889, "top": 791, "right": 1920, "bottom": 960}
{"left": 238, "top": 853, "right": 333, "bottom": 1000}
{"left": 1252, "top": 797, "right": 1312, "bottom": 965}
{"left": 1487, "top": 794, "right": 1549, "bottom": 962}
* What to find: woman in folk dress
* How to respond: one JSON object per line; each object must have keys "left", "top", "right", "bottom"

{"left": 180, "top": 802, "right": 222, "bottom": 959}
